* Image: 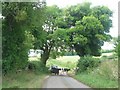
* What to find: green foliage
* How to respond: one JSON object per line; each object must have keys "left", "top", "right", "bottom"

{"left": 75, "top": 58, "right": 118, "bottom": 88}
{"left": 2, "top": 2, "right": 46, "bottom": 74}
{"left": 26, "top": 2, "right": 113, "bottom": 65}
{"left": 65, "top": 2, "right": 91, "bottom": 26}
{"left": 50, "top": 51, "right": 57, "bottom": 59}
{"left": 2, "top": 1, "right": 114, "bottom": 74}
{"left": 113, "top": 36, "right": 120, "bottom": 58}
{"left": 64, "top": 51, "right": 77, "bottom": 56}
{"left": 58, "top": 2, "right": 113, "bottom": 57}
{"left": 2, "top": 62, "right": 48, "bottom": 88}
{"left": 49, "top": 28, "right": 69, "bottom": 58}
{"left": 28, "top": 61, "right": 49, "bottom": 74}
{"left": 2, "top": 2, "right": 29, "bottom": 74}
{"left": 31, "top": 5, "right": 64, "bottom": 65}
{"left": 77, "top": 56, "right": 101, "bottom": 73}
{"left": 91, "top": 6, "right": 112, "bottom": 33}
{"left": 118, "top": 42, "right": 120, "bottom": 59}
{"left": 34, "top": 6, "right": 70, "bottom": 65}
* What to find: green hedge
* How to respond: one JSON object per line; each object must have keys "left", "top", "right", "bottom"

{"left": 77, "top": 56, "right": 101, "bottom": 73}
{"left": 28, "top": 61, "right": 49, "bottom": 74}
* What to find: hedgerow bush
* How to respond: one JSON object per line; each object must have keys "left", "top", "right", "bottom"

{"left": 28, "top": 61, "right": 49, "bottom": 74}
{"left": 77, "top": 56, "right": 101, "bottom": 73}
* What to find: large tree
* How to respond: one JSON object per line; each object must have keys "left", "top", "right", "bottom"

{"left": 58, "top": 2, "right": 113, "bottom": 56}
{"left": 32, "top": 5, "right": 68, "bottom": 65}
{"left": 33, "top": 2, "right": 113, "bottom": 65}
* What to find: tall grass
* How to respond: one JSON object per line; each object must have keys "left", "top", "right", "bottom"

{"left": 2, "top": 60, "right": 49, "bottom": 88}
{"left": 93, "top": 60, "right": 118, "bottom": 80}
{"left": 75, "top": 72, "right": 118, "bottom": 88}
{"left": 2, "top": 71, "right": 48, "bottom": 88}
{"left": 74, "top": 55, "right": 118, "bottom": 88}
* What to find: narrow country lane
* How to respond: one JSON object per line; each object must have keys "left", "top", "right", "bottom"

{"left": 42, "top": 75, "right": 92, "bottom": 89}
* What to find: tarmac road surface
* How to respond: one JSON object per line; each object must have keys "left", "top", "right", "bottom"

{"left": 42, "top": 75, "right": 91, "bottom": 89}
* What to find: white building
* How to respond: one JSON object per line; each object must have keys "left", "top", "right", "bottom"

{"left": 28, "top": 49, "right": 43, "bottom": 57}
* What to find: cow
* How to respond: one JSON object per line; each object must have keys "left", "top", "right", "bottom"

{"left": 64, "top": 68, "right": 70, "bottom": 72}
{"left": 58, "top": 68, "right": 70, "bottom": 75}
{"left": 51, "top": 68, "right": 59, "bottom": 75}
{"left": 49, "top": 66, "right": 71, "bottom": 75}
{"left": 50, "top": 65, "right": 61, "bottom": 75}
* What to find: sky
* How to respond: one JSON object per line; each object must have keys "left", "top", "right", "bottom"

{"left": 46, "top": 0, "right": 119, "bottom": 50}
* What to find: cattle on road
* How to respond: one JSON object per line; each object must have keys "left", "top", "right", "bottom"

{"left": 49, "top": 65, "right": 71, "bottom": 76}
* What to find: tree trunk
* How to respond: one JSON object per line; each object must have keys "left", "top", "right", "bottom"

{"left": 40, "top": 41, "right": 53, "bottom": 66}
{"left": 74, "top": 44, "right": 85, "bottom": 57}
{"left": 41, "top": 50, "right": 50, "bottom": 66}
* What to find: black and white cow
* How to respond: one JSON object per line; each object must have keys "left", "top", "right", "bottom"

{"left": 64, "top": 68, "right": 70, "bottom": 72}
{"left": 50, "top": 66, "right": 61, "bottom": 75}
{"left": 49, "top": 65, "right": 71, "bottom": 75}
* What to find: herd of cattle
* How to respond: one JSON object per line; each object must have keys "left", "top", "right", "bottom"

{"left": 49, "top": 65, "right": 71, "bottom": 75}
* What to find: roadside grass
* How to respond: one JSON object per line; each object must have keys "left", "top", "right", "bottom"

{"left": 74, "top": 57, "right": 118, "bottom": 88}
{"left": 2, "top": 59, "right": 49, "bottom": 88}
{"left": 75, "top": 72, "right": 118, "bottom": 88}
{"left": 2, "top": 71, "right": 47, "bottom": 88}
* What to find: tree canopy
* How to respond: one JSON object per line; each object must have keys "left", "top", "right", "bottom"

{"left": 57, "top": 2, "right": 113, "bottom": 56}
{"left": 2, "top": 2, "right": 113, "bottom": 71}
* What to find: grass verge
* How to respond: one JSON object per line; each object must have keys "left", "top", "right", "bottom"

{"left": 74, "top": 59, "right": 118, "bottom": 88}
{"left": 74, "top": 72, "right": 118, "bottom": 88}
{"left": 2, "top": 70, "right": 48, "bottom": 88}
{"left": 2, "top": 60, "right": 49, "bottom": 88}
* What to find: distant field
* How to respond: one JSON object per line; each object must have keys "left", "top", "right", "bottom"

{"left": 28, "top": 52, "right": 115, "bottom": 69}
{"left": 28, "top": 55, "right": 80, "bottom": 69}
{"left": 101, "top": 52, "right": 114, "bottom": 56}
{"left": 28, "top": 52, "right": 114, "bottom": 61}
{"left": 29, "top": 55, "right": 80, "bottom": 61}
{"left": 56, "top": 56, "right": 80, "bottom": 62}
{"left": 46, "top": 56, "right": 80, "bottom": 69}
{"left": 28, "top": 57, "right": 39, "bottom": 61}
